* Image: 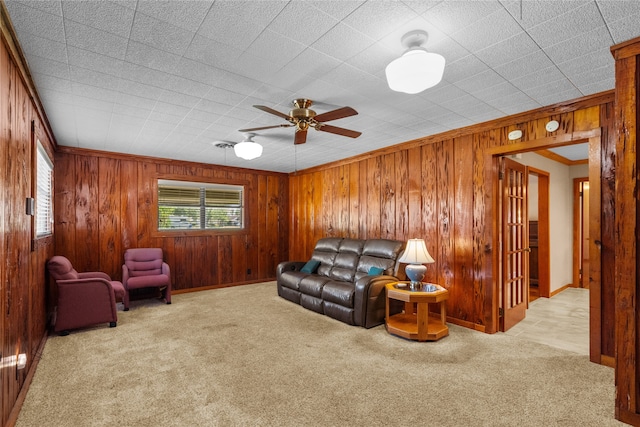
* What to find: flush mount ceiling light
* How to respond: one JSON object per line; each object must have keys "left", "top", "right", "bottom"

{"left": 385, "top": 30, "right": 446, "bottom": 94}
{"left": 233, "top": 133, "right": 263, "bottom": 160}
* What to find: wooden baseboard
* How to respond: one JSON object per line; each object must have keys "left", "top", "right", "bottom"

{"left": 550, "top": 283, "right": 572, "bottom": 297}
{"left": 5, "top": 332, "right": 49, "bottom": 427}
{"left": 446, "top": 317, "right": 486, "bottom": 333}
{"left": 172, "top": 278, "right": 276, "bottom": 295}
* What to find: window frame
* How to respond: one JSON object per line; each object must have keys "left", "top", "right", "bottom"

{"left": 35, "top": 138, "right": 54, "bottom": 238}
{"left": 155, "top": 177, "right": 247, "bottom": 236}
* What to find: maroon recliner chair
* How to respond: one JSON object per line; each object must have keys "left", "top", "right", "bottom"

{"left": 122, "top": 248, "right": 171, "bottom": 310}
{"left": 47, "top": 256, "right": 126, "bottom": 335}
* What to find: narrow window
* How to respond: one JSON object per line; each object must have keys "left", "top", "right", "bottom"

{"left": 158, "top": 180, "right": 244, "bottom": 230}
{"left": 36, "top": 141, "right": 53, "bottom": 236}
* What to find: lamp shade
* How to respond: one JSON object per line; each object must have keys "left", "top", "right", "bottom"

{"left": 385, "top": 48, "right": 445, "bottom": 94}
{"left": 234, "top": 140, "right": 262, "bottom": 160}
{"left": 398, "top": 238, "right": 435, "bottom": 264}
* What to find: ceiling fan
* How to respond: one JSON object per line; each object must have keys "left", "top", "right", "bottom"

{"left": 238, "top": 98, "right": 362, "bottom": 145}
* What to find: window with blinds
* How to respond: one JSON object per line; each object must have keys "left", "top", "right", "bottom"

{"left": 36, "top": 141, "right": 53, "bottom": 236}
{"left": 158, "top": 179, "right": 244, "bottom": 230}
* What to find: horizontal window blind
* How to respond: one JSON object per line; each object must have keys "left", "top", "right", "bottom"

{"left": 36, "top": 142, "right": 53, "bottom": 236}
{"left": 158, "top": 180, "right": 244, "bottom": 230}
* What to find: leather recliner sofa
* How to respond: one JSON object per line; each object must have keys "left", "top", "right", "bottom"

{"left": 276, "top": 237, "right": 405, "bottom": 328}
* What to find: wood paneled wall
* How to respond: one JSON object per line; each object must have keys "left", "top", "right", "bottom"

{"left": 54, "top": 148, "right": 289, "bottom": 291}
{"left": 0, "top": 8, "right": 55, "bottom": 427}
{"left": 610, "top": 36, "right": 640, "bottom": 426}
{"left": 288, "top": 93, "right": 616, "bottom": 343}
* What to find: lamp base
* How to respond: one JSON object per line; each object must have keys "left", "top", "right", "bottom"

{"left": 405, "top": 264, "right": 427, "bottom": 290}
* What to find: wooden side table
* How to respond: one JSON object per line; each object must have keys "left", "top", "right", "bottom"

{"left": 385, "top": 282, "right": 449, "bottom": 342}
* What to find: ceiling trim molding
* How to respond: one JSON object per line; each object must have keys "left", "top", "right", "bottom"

{"left": 535, "top": 149, "right": 588, "bottom": 166}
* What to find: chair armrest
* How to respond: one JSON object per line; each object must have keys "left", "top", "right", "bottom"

{"left": 162, "top": 262, "right": 170, "bottom": 278}
{"left": 122, "top": 264, "right": 130, "bottom": 287}
{"left": 276, "top": 261, "right": 306, "bottom": 277}
{"left": 77, "top": 271, "right": 111, "bottom": 280}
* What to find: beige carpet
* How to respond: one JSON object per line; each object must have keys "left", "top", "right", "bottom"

{"left": 17, "top": 282, "right": 624, "bottom": 426}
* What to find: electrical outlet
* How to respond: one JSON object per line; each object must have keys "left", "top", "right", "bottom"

{"left": 247, "top": 268, "right": 251, "bottom": 275}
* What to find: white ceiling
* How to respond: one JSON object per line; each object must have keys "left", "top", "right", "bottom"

{"left": 5, "top": 0, "right": 639, "bottom": 173}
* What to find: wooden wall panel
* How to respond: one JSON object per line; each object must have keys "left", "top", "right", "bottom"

{"left": 288, "top": 95, "right": 616, "bottom": 337}
{"left": 0, "top": 25, "right": 55, "bottom": 426}
{"left": 52, "top": 150, "right": 289, "bottom": 292}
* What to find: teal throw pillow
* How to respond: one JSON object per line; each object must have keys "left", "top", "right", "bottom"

{"left": 301, "top": 260, "right": 320, "bottom": 274}
{"left": 368, "top": 266, "right": 385, "bottom": 275}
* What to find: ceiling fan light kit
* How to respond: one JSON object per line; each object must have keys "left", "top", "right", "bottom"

{"left": 386, "top": 30, "right": 445, "bottom": 94}
{"left": 234, "top": 133, "right": 263, "bottom": 160}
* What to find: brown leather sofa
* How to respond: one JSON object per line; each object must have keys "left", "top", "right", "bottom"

{"left": 276, "top": 237, "right": 405, "bottom": 328}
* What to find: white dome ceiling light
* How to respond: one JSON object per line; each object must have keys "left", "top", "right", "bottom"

{"left": 385, "top": 30, "right": 446, "bottom": 94}
{"left": 234, "top": 133, "right": 263, "bottom": 160}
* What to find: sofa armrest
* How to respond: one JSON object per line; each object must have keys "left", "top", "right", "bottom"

{"left": 276, "top": 261, "right": 306, "bottom": 277}
{"left": 354, "top": 275, "right": 401, "bottom": 328}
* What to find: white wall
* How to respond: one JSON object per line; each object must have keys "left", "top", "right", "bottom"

{"left": 516, "top": 153, "right": 587, "bottom": 293}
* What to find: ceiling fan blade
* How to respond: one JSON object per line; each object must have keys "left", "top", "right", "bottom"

{"left": 316, "top": 124, "right": 361, "bottom": 138}
{"left": 314, "top": 106, "right": 358, "bottom": 122}
{"left": 294, "top": 128, "right": 308, "bottom": 145}
{"left": 254, "top": 105, "right": 292, "bottom": 121}
{"left": 238, "top": 124, "right": 293, "bottom": 132}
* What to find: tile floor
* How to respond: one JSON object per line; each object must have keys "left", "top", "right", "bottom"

{"left": 503, "top": 287, "right": 589, "bottom": 355}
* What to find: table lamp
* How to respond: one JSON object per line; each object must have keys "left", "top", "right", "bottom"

{"left": 398, "top": 238, "right": 435, "bottom": 290}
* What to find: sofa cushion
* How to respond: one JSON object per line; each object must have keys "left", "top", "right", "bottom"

{"left": 368, "top": 266, "right": 384, "bottom": 275}
{"left": 299, "top": 275, "right": 331, "bottom": 298}
{"left": 328, "top": 238, "right": 364, "bottom": 282}
{"left": 322, "top": 281, "right": 355, "bottom": 308}
{"left": 279, "top": 271, "right": 306, "bottom": 290}
{"left": 310, "top": 238, "right": 343, "bottom": 277}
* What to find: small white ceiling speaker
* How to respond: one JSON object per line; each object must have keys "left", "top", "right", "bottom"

{"left": 545, "top": 120, "right": 559, "bottom": 132}
{"left": 508, "top": 129, "right": 523, "bottom": 140}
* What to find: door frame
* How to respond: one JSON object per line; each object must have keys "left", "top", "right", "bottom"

{"left": 486, "top": 130, "right": 603, "bottom": 362}
{"left": 573, "top": 177, "right": 590, "bottom": 288}
{"left": 528, "top": 167, "right": 551, "bottom": 298}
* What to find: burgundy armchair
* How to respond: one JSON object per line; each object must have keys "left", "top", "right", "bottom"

{"left": 47, "top": 256, "right": 126, "bottom": 335}
{"left": 122, "top": 248, "right": 171, "bottom": 310}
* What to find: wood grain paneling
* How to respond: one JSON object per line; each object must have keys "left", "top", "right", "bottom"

{"left": 611, "top": 37, "right": 640, "bottom": 426}
{"left": 288, "top": 95, "right": 616, "bottom": 340}
{"left": 0, "top": 25, "right": 54, "bottom": 427}
{"left": 53, "top": 149, "right": 289, "bottom": 292}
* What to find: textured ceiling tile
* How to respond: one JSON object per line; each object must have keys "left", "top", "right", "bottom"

{"left": 130, "top": 12, "right": 195, "bottom": 55}
{"left": 117, "top": 78, "right": 165, "bottom": 101}
{"left": 10, "top": 0, "right": 63, "bottom": 16}
{"left": 64, "top": 19, "right": 128, "bottom": 59}
{"left": 544, "top": 26, "right": 613, "bottom": 64}
{"left": 474, "top": 32, "right": 539, "bottom": 68}
{"left": 341, "top": 0, "right": 418, "bottom": 41}
{"left": 62, "top": 0, "right": 134, "bottom": 37}
{"left": 71, "top": 82, "right": 118, "bottom": 103}
{"left": 67, "top": 46, "right": 123, "bottom": 77}
{"left": 454, "top": 69, "right": 507, "bottom": 94}
{"left": 135, "top": 0, "right": 212, "bottom": 32}
{"left": 311, "top": 22, "right": 376, "bottom": 61}
{"left": 245, "top": 29, "right": 307, "bottom": 67}
{"left": 443, "top": 54, "right": 491, "bottom": 84}
{"left": 557, "top": 48, "right": 613, "bottom": 80}
{"left": 451, "top": 8, "right": 523, "bottom": 52}
{"left": 424, "top": 0, "right": 503, "bottom": 34}
{"left": 18, "top": 34, "right": 68, "bottom": 63}
{"left": 183, "top": 34, "right": 243, "bottom": 69}
{"left": 32, "top": 72, "right": 71, "bottom": 92}
{"left": 493, "top": 50, "right": 555, "bottom": 81}
{"left": 25, "top": 54, "right": 69, "bottom": 79}
{"left": 268, "top": 1, "right": 339, "bottom": 45}
{"left": 500, "top": 0, "right": 592, "bottom": 29}
{"left": 124, "top": 40, "right": 182, "bottom": 73}
{"left": 69, "top": 66, "right": 120, "bottom": 91}
{"left": 526, "top": 2, "right": 606, "bottom": 48}
{"left": 5, "top": 1, "right": 65, "bottom": 43}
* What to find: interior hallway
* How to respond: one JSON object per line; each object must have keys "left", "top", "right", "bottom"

{"left": 503, "top": 288, "right": 589, "bottom": 355}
